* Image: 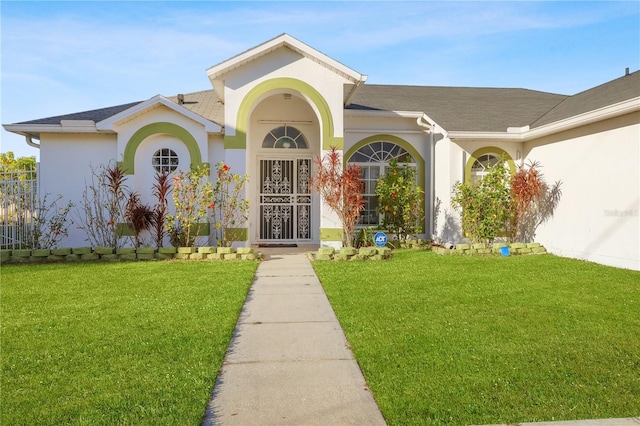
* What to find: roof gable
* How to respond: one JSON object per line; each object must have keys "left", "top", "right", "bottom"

{"left": 206, "top": 33, "right": 366, "bottom": 103}
{"left": 96, "top": 95, "right": 220, "bottom": 132}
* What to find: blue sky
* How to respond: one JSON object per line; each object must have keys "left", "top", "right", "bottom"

{"left": 2, "top": 1, "right": 639, "bottom": 160}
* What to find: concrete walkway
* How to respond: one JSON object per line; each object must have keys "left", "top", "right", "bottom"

{"left": 203, "top": 248, "right": 386, "bottom": 425}
{"left": 203, "top": 247, "right": 638, "bottom": 426}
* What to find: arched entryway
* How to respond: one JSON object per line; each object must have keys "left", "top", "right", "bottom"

{"left": 246, "top": 91, "right": 321, "bottom": 244}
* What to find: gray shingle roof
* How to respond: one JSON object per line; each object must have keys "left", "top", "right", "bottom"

{"left": 347, "top": 85, "right": 568, "bottom": 132}
{"left": 16, "top": 101, "right": 143, "bottom": 125}
{"left": 11, "top": 71, "right": 638, "bottom": 133}
{"left": 531, "top": 70, "right": 640, "bottom": 128}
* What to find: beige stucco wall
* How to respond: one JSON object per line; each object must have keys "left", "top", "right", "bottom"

{"left": 525, "top": 112, "right": 640, "bottom": 270}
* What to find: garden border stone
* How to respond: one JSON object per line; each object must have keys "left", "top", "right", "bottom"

{"left": 434, "top": 242, "right": 547, "bottom": 256}
{"left": 0, "top": 246, "right": 261, "bottom": 264}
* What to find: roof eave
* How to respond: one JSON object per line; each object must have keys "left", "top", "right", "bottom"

{"left": 525, "top": 96, "right": 640, "bottom": 140}
{"left": 96, "top": 95, "right": 221, "bottom": 133}
{"left": 3, "top": 122, "right": 101, "bottom": 137}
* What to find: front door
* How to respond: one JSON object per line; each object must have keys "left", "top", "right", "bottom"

{"left": 259, "top": 158, "right": 312, "bottom": 242}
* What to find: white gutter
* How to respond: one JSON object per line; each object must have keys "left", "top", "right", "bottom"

{"left": 26, "top": 135, "right": 40, "bottom": 149}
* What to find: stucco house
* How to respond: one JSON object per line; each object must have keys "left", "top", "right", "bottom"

{"left": 4, "top": 34, "right": 639, "bottom": 270}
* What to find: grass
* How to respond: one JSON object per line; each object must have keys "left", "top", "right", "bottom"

{"left": 1, "top": 260, "right": 257, "bottom": 425}
{"left": 313, "top": 251, "right": 640, "bottom": 426}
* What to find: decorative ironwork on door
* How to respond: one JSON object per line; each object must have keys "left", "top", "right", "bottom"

{"left": 259, "top": 159, "right": 311, "bottom": 241}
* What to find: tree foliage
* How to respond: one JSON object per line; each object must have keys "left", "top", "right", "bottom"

{"left": 0, "top": 152, "right": 37, "bottom": 179}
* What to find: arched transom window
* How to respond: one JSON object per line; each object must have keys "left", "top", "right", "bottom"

{"left": 262, "top": 125, "right": 308, "bottom": 149}
{"left": 470, "top": 153, "right": 500, "bottom": 183}
{"left": 348, "top": 141, "right": 417, "bottom": 226}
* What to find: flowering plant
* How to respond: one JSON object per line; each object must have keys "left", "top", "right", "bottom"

{"left": 211, "top": 162, "right": 249, "bottom": 247}
{"left": 165, "top": 165, "right": 213, "bottom": 247}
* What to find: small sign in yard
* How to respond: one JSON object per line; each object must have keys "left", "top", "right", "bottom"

{"left": 374, "top": 231, "right": 387, "bottom": 247}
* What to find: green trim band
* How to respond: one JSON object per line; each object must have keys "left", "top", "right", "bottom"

{"left": 119, "top": 122, "right": 204, "bottom": 174}
{"left": 464, "top": 146, "right": 516, "bottom": 183}
{"left": 320, "top": 228, "right": 343, "bottom": 242}
{"left": 224, "top": 228, "right": 248, "bottom": 242}
{"left": 228, "top": 77, "right": 341, "bottom": 150}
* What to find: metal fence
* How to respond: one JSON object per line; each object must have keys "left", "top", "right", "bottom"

{"left": 0, "top": 166, "right": 38, "bottom": 249}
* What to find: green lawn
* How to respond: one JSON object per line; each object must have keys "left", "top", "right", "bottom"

{"left": 313, "top": 251, "right": 640, "bottom": 426}
{"left": 1, "top": 261, "right": 257, "bottom": 425}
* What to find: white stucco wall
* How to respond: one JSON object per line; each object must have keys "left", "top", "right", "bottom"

{"left": 222, "top": 48, "right": 349, "bottom": 140}
{"left": 39, "top": 132, "right": 119, "bottom": 247}
{"left": 525, "top": 112, "right": 640, "bottom": 270}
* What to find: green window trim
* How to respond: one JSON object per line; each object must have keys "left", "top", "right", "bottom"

{"left": 464, "top": 146, "right": 516, "bottom": 183}
{"left": 226, "top": 77, "right": 341, "bottom": 150}
{"left": 119, "top": 122, "right": 205, "bottom": 175}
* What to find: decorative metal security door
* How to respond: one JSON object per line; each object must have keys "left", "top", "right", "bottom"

{"left": 259, "top": 158, "right": 312, "bottom": 241}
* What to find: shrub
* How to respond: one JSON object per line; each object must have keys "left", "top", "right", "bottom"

{"left": 510, "top": 161, "right": 562, "bottom": 242}
{"left": 376, "top": 159, "right": 424, "bottom": 241}
{"left": 75, "top": 162, "right": 128, "bottom": 249}
{"left": 311, "top": 147, "right": 365, "bottom": 247}
{"left": 166, "top": 165, "right": 213, "bottom": 247}
{"left": 451, "top": 157, "right": 511, "bottom": 244}
{"left": 211, "top": 162, "right": 249, "bottom": 247}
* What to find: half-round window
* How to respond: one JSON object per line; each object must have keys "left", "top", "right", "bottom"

{"left": 347, "top": 141, "right": 417, "bottom": 226}
{"left": 152, "top": 148, "right": 179, "bottom": 173}
{"left": 262, "top": 125, "right": 308, "bottom": 149}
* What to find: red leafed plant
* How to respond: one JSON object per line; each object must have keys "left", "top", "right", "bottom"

{"left": 150, "top": 170, "right": 172, "bottom": 248}
{"left": 509, "top": 160, "right": 562, "bottom": 242}
{"left": 310, "top": 146, "right": 365, "bottom": 247}
{"left": 125, "top": 192, "right": 154, "bottom": 248}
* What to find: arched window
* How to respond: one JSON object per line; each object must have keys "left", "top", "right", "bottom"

{"left": 466, "top": 147, "right": 515, "bottom": 184}
{"left": 470, "top": 153, "right": 500, "bottom": 183}
{"left": 262, "top": 125, "right": 308, "bottom": 149}
{"left": 347, "top": 141, "right": 417, "bottom": 226}
{"left": 152, "top": 148, "right": 179, "bottom": 173}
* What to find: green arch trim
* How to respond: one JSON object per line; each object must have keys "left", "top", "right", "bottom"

{"left": 464, "top": 146, "right": 516, "bottom": 183}
{"left": 225, "top": 77, "right": 341, "bottom": 150}
{"left": 118, "top": 122, "right": 204, "bottom": 175}
{"left": 345, "top": 134, "right": 426, "bottom": 233}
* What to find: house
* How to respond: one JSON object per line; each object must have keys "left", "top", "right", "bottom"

{"left": 4, "top": 34, "right": 639, "bottom": 270}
